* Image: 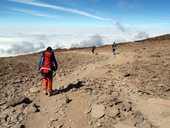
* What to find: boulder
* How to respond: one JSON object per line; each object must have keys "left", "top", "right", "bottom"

{"left": 91, "top": 104, "right": 105, "bottom": 119}
{"left": 23, "top": 104, "right": 38, "bottom": 114}
{"left": 7, "top": 96, "right": 31, "bottom": 107}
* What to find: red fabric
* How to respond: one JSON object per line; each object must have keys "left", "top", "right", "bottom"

{"left": 43, "top": 77, "right": 52, "bottom": 91}
{"left": 41, "top": 51, "right": 52, "bottom": 73}
{"left": 43, "top": 78, "right": 47, "bottom": 90}
{"left": 41, "top": 51, "right": 53, "bottom": 91}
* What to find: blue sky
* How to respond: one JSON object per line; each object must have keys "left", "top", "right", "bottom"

{"left": 0, "top": 0, "right": 170, "bottom": 56}
{"left": 0, "top": 0, "right": 169, "bottom": 27}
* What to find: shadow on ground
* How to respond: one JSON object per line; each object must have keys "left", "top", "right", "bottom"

{"left": 52, "top": 80, "right": 85, "bottom": 96}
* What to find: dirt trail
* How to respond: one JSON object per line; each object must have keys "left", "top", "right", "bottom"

{"left": 25, "top": 49, "right": 149, "bottom": 128}
{"left": 25, "top": 43, "right": 170, "bottom": 128}
{"left": 25, "top": 51, "right": 114, "bottom": 128}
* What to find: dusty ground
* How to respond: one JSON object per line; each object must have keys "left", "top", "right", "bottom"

{"left": 0, "top": 35, "right": 170, "bottom": 128}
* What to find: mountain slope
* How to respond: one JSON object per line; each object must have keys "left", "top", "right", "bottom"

{"left": 0, "top": 35, "right": 170, "bottom": 128}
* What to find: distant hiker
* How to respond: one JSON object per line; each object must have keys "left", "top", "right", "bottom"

{"left": 92, "top": 45, "right": 96, "bottom": 54}
{"left": 112, "top": 42, "right": 117, "bottom": 55}
{"left": 38, "top": 47, "right": 58, "bottom": 96}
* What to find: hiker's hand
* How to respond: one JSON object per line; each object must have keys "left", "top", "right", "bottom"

{"left": 37, "top": 70, "right": 41, "bottom": 73}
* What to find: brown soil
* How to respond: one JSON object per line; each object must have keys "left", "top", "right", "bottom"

{"left": 0, "top": 34, "right": 170, "bottom": 128}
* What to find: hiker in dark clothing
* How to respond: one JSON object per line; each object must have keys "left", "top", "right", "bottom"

{"left": 38, "top": 47, "right": 58, "bottom": 96}
{"left": 91, "top": 45, "right": 96, "bottom": 54}
{"left": 112, "top": 42, "right": 117, "bottom": 55}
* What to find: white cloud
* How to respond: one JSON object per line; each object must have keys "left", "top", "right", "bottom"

{"left": 116, "top": 21, "right": 129, "bottom": 32}
{"left": 71, "top": 35, "right": 104, "bottom": 47}
{"left": 0, "top": 49, "right": 5, "bottom": 54}
{"left": 1, "top": 22, "right": 169, "bottom": 57}
{"left": 0, "top": 32, "right": 113, "bottom": 57}
{"left": 115, "top": 21, "right": 150, "bottom": 40}
{"left": 11, "top": 8, "right": 61, "bottom": 19}
{"left": 134, "top": 31, "right": 149, "bottom": 40}
{"left": 9, "top": 0, "right": 112, "bottom": 21}
{"left": 1, "top": 41, "right": 45, "bottom": 56}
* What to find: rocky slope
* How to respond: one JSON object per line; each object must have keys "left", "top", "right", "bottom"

{"left": 0, "top": 35, "right": 170, "bottom": 128}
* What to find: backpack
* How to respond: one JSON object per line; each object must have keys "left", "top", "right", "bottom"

{"left": 38, "top": 51, "right": 58, "bottom": 72}
{"left": 38, "top": 55, "right": 44, "bottom": 70}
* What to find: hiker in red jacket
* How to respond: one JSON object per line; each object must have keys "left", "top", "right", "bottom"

{"left": 38, "top": 47, "right": 58, "bottom": 96}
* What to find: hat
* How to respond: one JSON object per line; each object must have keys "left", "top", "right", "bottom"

{"left": 46, "top": 47, "right": 52, "bottom": 51}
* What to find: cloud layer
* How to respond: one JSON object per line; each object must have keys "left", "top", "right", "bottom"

{"left": 7, "top": 41, "right": 45, "bottom": 54}
{"left": 0, "top": 21, "right": 154, "bottom": 57}
{"left": 71, "top": 35, "right": 104, "bottom": 47}
{"left": 0, "top": 42, "right": 45, "bottom": 56}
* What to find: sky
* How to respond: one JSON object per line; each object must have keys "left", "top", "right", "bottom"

{"left": 0, "top": 0, "right": 170, "bottom": 56}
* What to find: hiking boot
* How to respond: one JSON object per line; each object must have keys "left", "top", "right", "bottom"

{"left": 43, "top": 90, "right": 48, "bottom": 95}
{"left": 48, "top": 90, "right": 52, "bottom": 97}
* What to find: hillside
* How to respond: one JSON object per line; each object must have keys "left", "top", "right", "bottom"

{"left": 0, "top": 35, "right": 170, "bottom": 128}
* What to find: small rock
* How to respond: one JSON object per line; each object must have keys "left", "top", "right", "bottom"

{"left": 0, "top": 100, "right": 7, "bottom": 106}
{"left": 23, "top": 104, "right": 38, "bottom": 114}
{"left": 58, "top": 86, "right": 64, "bottom": 90}
{"left": 88, "top": 120, "right": 93, "bottom": 125}
{"left": 70, "top": 88, "right": 78, "bottom": 92}
{"left": 17, "top": 114, "right": 25, "bottom": 122}
{"left": 91, "top": 104, "right": 105, "bottom": 119}
{"left": 96, "top": 121, "right": 102, "bottom": 127}
{"left": 11, "top": 114, "right": 19, "bottom": 123}
{"left": 56, "top": 122, "right": 64, "bottom": 128}
{"left": 151, "top": 78, "right": 159, "bottom": 82}
{"left": 11, "top": 124, "right": 25, "bottom": 128}
{"left": 60, "top": 96, "right": 71, "bottom": 105}
{"left": 136, "top": 119, "right": 151, "bottom": 128}
{"left": 37, "top": 81, "right": 42, "bottom": 86}
{"left": 123, "top": 73, "right": 131, "bottom": 77}
{"left": 102, "top": 84, "right": 110, "bottom": 89}
{"left": 30, "top": 87, "right": 40, "bottom": 93}
{"left": 50, "top": 117, "right": 58, "bottom": 124}
{"left": 59, "top": 111, "right": 65, "bottom": 115}
{"left": 105, "top": 106, "right": 119, "bottom": 118}
{"left": 123, "top": 102, "right": 132, "bottom": 112}
{"left": 163, "top": 63, "right": 168, "bottom": 67}
{"left": 83, "top": 106, "right": 92, "bottom": 114}
{"left": 82, "top": 66, "right": 86, "bottom": 70}
{"left": 134, "top": 111, "right": 144, "bottom": 125}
